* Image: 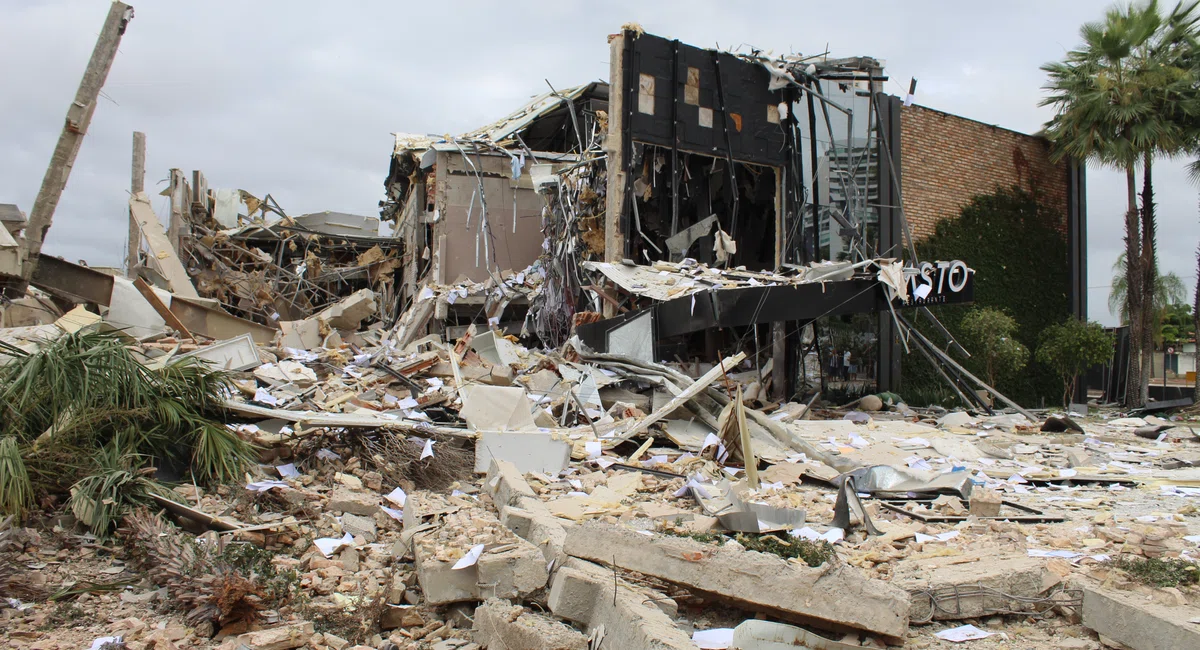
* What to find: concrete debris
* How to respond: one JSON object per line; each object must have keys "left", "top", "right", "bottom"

{"left": 472, "top": 598, "right": 588, "bottom": 650}
{"left": 564, "top": 521, "right": 911, "bottom": 641}
{"left": 1083, "top": 586, "right": 1200, "bottom": 650}
{"left": 5, "top": 21, "right": 1200, "bottom": 650}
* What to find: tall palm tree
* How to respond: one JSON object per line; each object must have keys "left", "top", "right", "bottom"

{"left": 1042, "top": 0, "right": 1200, "bottom": 407}
{"left": 1109, "top": 251, "right": 1188, "bottom": 343}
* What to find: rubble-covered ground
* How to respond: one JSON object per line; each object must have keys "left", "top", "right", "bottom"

{"left": 3, "top": 294, "right": 1200, "bottom": 650}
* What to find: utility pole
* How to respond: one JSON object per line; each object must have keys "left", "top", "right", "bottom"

{"left": 10, "top": 2, "right": 134, "bottom": 296}
{"left": 126, "top": 131, "right": 145, "bottom": 276}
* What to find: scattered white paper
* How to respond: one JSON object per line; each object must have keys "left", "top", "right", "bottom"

{"left": 452, "top": 544, "right": 485, "bottom": 570}
{"left": 315, "top": 533, "right": 354, "bottom": 557}
{"left": 936, "top": 531, "right": 960, "bottom": 542}
{"left": 692, "top": 628, "right": 735, "bottom": 649}
{"left": 1027, "top": 549, "right": 1082, "bottom": 559}
{"left": 848, "top": 433, "right": 870, "bottom": 449}
{"left": 246, "top": 479, "right": 289, "bottom": 492}
{"left": 675, "top": 475, "right": 712, "bottom": 499}
{"left": 90, "top": 637, "right": 125, "bottom": 650}
{"left": 641, "top": 454, "right": 668, "bottom": 467}
{"left": 386, "top": 487, "right": 408, "bottom": 508}
{"left": 418, "top": 286, "right": 435, "bottom": 302}
{"left": 396, "top": 396, "right": 420, "bottom": 410}
{"left": 253, "top": 387, "right": 278, "bottom": 406}
{"left": 276, "top": 463, "right": 300, "bottom": 478}
{"left": 381, "top": 506, "right": 404, "bottom": 521}
{"left": 906, "top": 456, "right": 932, "bottom": 471}
{"left": 935, "top": 624, "right": 993, "bottom": 642}
{"left": 317, "top": 449, "right": 342, "bottom": 461}
{"left": 420, "top": 439, "right": 435, "bottom": 460}
{"left": 585, "top": 441, "right": 602, "bottom": 459}
{"left": 595, "top": 457, "right": 617, "bottom": 469}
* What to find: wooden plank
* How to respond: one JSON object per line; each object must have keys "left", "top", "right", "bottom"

{"left": 613, "top": 352, "right": 746, "bottom": 443}
{"left": 129, "top": 191, "right": 200, "bottom": 298}
{"left": 132, "top": 277, "right": 193, "bottom": 338}
{"left": 126, "top": 131, "right": 145, "bottom": 276}
{"left": 14, "top": 3, "right": 133, "bottom": 293}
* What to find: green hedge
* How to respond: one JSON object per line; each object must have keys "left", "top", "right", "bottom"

{"left": 900, "top": 187, "right": 1068, "bottom": 407}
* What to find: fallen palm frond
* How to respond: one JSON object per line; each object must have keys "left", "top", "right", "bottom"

{"left": 0, "top": 331, "right": 255, "bottom": 519}
{"left": 0, "top": 437, "right": 32, "bottom": 518}
{"left": 121, "top": 508, "right": 300, "bottom": 629}
{"left": 68, "top": 436, "right": 174, "bottom": 535}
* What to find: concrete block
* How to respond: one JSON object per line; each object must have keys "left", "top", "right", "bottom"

{"left": 548, "top": 560, "right": 694, "bottom": 650}
{"left": 475, "top": 431, "right": 571, "bottom": 475}
{"left": 227, "top": 621, "right": 314, "bottom": 650}
{"left": 317, "top": 288, "right": 377, "bottom": 330}
{"left": 340, "top": 513, "right": 377, "bottom": 543}
{"left": 473, "top": 598, "right": 587, "bottom": 650}
{"left": 406, "top": 491, "right": 548, "bottom": 605}
{"left": 327, "top": 488, "right": 381, "bottom": 516}
{"left": 563, "top": 521, "right": 910, "bottom": 642}
{"left": 485, "top": 459, "right": 569, "bottom": 565}
{"left": 1083, "top": 586, "right": 1200, "bottom": 650}
{"left": 486, "top": 459, "right": 541, "bottom": 511}
{"left": 894, "top": 555, "right": 1059, "bottom": 622}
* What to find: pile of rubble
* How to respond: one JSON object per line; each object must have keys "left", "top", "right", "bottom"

{"left": 3, "top": 283, "right": 1200, "bottom": 650}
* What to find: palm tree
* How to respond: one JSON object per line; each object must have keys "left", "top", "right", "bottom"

{"left": 1109, "top": 251, "right": 1188, "bottom": 344}
{"left": 1042, "top": 0, "right": 1200, "bottom": 407}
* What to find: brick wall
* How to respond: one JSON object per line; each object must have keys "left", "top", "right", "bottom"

{"left": 899, "top": 104, "right": 1069, "bottom": 241}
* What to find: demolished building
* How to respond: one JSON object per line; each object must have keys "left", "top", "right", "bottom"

{"left": 12, "top": 24, "right": 1183, "bottom": 650}
{"left": 379, "top": 28, "right": 1085, "bottom": 407}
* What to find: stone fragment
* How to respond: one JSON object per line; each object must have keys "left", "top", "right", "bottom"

{"left": 341, "top": 513, "right": 377, "bottom": 542}
{"left": 226, "top": 622, "right": 314, "bottom": 650}
{"left": 969, "top": 489, "right": 1003, "bottom": 517}
{"left": 473, "top": 598, "right": 588, "bottom": 650}
{"left": 1083, "top": 586, "right": 1200, "bottom": 650}
{"left": 327, "top": 488, "right": 381, "bottom": 516}
{"left": 548, "top": 560, "right": 695, "bottom": 650}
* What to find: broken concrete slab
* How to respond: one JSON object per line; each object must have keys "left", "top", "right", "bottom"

{"left": 459, "top": 385, "right": 537, "bottom": 431}
{"left": 340, "top": 512, "right": 377, "bottom": 543}
{"left": 549, "top": 559, "right": 695, "bottom": 650}
{"left": 474, "top": 430, "right": 572, "bottom": 475}
{"left": 129, "top": 191, "right": 200, "bottom": 299}
{"left": 223, "top": 621, "right": 314, "bottom": 650}
{"left": 472, "top": 598, "right": 588, "bottom": 650}
{"left": 279, "top": 317, "right": 321, "bottom": 350}
{"left": 178, "top": 333, "right": 260, "bottom": 371}
{"left": 403, "top": 491, "right": 548, "bottom": 605}
{"left": 316, "top": 288, "right": 377, "bottom": 330}
{"left": 563, "top": 521, "right": 910, "bottom": 641}
{"left": 1082, "top": 585, "right": 1200, "bottom": 650}
{"left": 327, "top": 488, "right": 381, "bottom": 516}
{"left": 483, "top": 458, "right": 573, "bottom": 567}
{"left": 893, "top": 555, "right": 1060, "bottom": 622}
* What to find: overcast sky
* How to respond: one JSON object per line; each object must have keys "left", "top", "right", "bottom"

{"left": 1, "top": 0, "right": 1197, "bottom": 326}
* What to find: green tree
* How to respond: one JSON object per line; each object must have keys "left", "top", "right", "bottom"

{"left": 1041, "top": 0, "right": 1200, "bottom": 408}
{"left": 1037, "top": 319, "right": 1117, "bottom": 408}
{"left": 1159, "top": 302, "right": 1195, "bottom": 345}
{"left": 1109, "top": 251, "right": 1188, "bottom": 345}
{"left": 901, "top": 187, "right": 1068, "bottom": 406}
{"left": 960, "top": 308, "right": 1029, "bottom": 387}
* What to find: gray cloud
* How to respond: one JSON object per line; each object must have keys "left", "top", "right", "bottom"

{"left": 1, "top": 0, "right": 1195, "bottom": 325}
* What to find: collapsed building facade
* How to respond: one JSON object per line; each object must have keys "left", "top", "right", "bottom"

{"left": 380, "top": 28, "right": 1086, "bottom": 406}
